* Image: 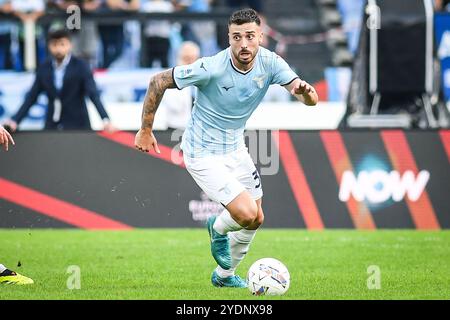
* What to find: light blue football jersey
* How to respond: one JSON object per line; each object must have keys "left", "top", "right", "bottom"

{"left": 173, "top": 47, "right": 299, "bottom": 157}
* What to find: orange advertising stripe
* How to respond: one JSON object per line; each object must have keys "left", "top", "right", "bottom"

{"left": 97, "top": 131, "right": 185, "bottom": 168}
{"left": 273, "top": 131, "right": 324, "bottom": 230}
{"left": 0, "top": 178, "right": 133, "bottom": 230}
{"left": 320, "top": 131, "right": 376, "bottom": 230}
{"left": 381, "top": 130, "right": 440, "bottom": 230}
{"left": 439, "top": 130, "right": 450, "bottom": 162}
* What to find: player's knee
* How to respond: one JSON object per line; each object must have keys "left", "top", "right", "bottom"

{"left": 237, "top": 202, "right": 258, "bottom": 226}
{"left": 254, "top": 212, "right": 264, "bottom": 227}
{"left": 245, "top": 210, "right": 264, "bottom": 230}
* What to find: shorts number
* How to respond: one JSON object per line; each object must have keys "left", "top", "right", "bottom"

{"left": 252, "top": 170, "right": 261, "bottom": 189}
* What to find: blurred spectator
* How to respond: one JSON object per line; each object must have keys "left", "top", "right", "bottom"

{"left": 47, "top": 0, "right": 81, "bottom": 10}
{"left": 177, "top": 40, "right": 200, "bottom": 65}
{"left": 173, "top": 0, "right": 220, "bottom": 56}
{"left": 0, "top": 0, "right": 14, "bottom": 69}
{"left": 141, "top": 0, "right": 173, "bottom": 68}
{"left": 3, "top": 29, "right": 116, "bottom": 131}
{"left": 98, "top": 0, "right": 140, "bottom": 69}
{"left": 10, "top": 0, "right": 45, "bottom": 21}
{"left": 337, "top": 0, "right": 364, "bottom": 54}
{"left": 9, "top": 0, "right": 46, "bottom": 70}
{"left": 49, "top": 0, "right": 102, "bottom": 67}
{"left": 225, "top": 0, "right": 262, "bottom": 13}
{"left": 435, "top": 0, "right": 450, "bottom": 11}
{"left": 160, "top": 41, "right": 199, "bottom": 129}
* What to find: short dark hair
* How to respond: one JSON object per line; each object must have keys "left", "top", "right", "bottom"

{"left": 228, "top": 8, "right": 261, "bottom": 26}
{"left": 47, "top": 29, "right": 71, "bottom": 42}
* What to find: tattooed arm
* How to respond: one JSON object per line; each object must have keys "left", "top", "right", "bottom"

{"left": 135, "top": 69, "right": 176, "bottom": 153}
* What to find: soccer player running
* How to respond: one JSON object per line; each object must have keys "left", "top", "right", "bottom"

{"left": 135, "top": 9, "right": 318, "bottom": 288}
{"left": 0, "top": 126, "right": 34, "bottom": 285}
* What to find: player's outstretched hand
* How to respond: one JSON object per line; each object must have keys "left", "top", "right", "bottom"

{"left": 291, "top": 80, "right": 313, "bottom": 95}
{"left": 0, "top": 125, "right": 15, "bottom": 151}
{"left": 135, "top": 129, "right": 160, "bottom": 154}
{"left": 2, "top": 119, "right": 17, "bottom": 133}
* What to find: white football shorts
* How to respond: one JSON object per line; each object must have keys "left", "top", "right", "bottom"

{"left": 183, "top": 147, "right": 263, "bottom": 206}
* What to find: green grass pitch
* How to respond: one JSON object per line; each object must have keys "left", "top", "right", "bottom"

{"left": 0, "top": 229, "right": 449, "bottom": 300}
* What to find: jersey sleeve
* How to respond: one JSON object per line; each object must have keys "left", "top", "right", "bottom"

{"left": 271, "top": 53, "right": 299, "bottom": 86}
{"left": 173, "top": 58, "right": 211, "bottom": 90}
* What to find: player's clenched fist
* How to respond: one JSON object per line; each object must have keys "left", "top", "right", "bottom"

{"left": 0, "top": 125, "right": 15, "bottom": 151}
{"left": 135, "top": 129, "right": 160, "bottom": 154}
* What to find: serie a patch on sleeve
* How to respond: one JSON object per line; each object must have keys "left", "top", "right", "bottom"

{"left": 178, "top": 67, "right": 194, "bottom": 79}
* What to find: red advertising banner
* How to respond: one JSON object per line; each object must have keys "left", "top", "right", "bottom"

{"left": 1, "top": 130, "right": 449, "bottom": 229}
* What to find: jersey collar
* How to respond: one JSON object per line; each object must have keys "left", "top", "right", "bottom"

{"left": 229, "top": 47, "right": 259, "bottom": 75}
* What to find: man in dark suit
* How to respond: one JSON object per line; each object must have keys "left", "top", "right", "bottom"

{"left": 4, "top": 29, "right": 115, "bottom": 131}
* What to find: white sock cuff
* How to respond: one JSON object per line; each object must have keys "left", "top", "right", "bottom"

{"left": 0, "top": 264, "right": 6, "bottom": 273}
{"left": 215, "top": 265, "right": 235, "bottom": 278}
{"left": 213, "top": 209, "right": 243, "bottom": 235}
{"left": 232, "top": 228, "right": 257, "bottom": 243}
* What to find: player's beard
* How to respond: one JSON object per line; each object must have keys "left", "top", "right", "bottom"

{"left": 235, "top": 49, "right": 256, "bottom": 66}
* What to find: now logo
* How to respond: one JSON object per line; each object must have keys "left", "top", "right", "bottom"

{"left": 339, "top": 170, "right": 430, "bottom": 204}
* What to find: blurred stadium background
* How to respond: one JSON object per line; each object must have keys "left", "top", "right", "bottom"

{"left": 0, "top": 0, "right": 449, "bottom": 300}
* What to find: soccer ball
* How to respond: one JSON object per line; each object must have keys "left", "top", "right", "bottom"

{"left": 246, "top": 258, "right": 290, "bottom": 296}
